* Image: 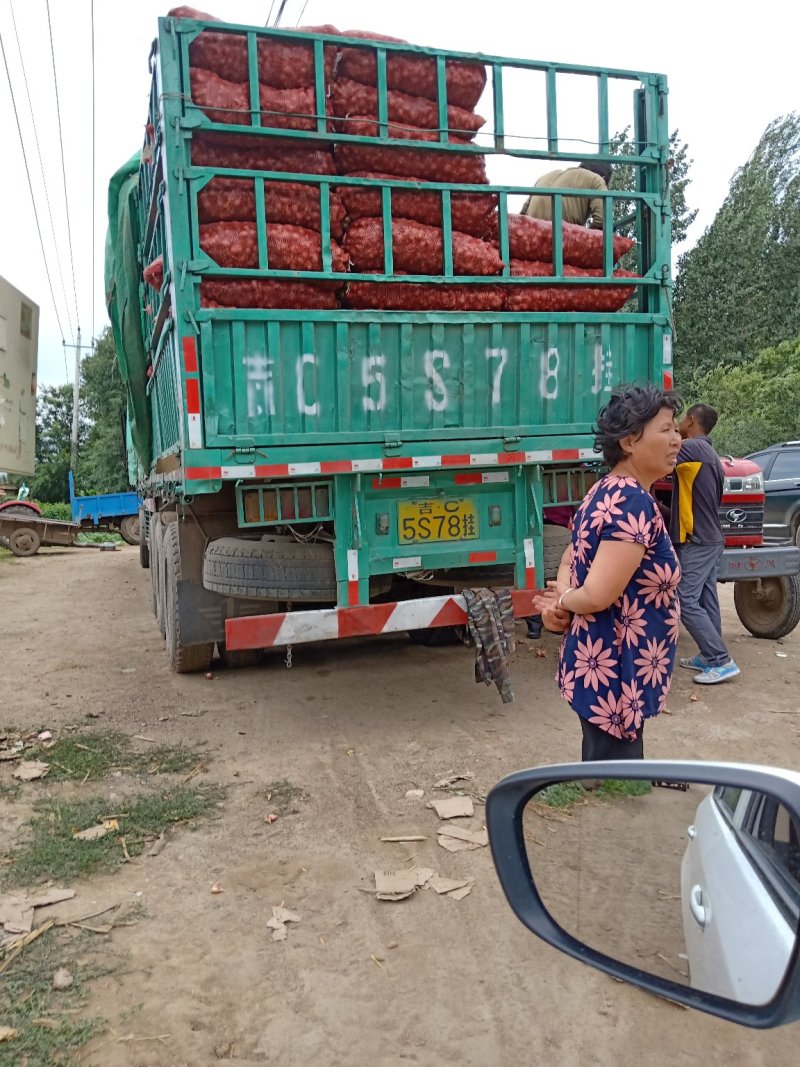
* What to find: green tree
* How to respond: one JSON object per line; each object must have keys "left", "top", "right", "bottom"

{"left": 683, "top": 337, "right": 800, "bottom": 457}
{"left": 29, "top": 385, "right": 86, "bottom": 503}
{"left": 609, "top": 127, "right": 698, "bottom": 255}
{"left": 28, "top": 329, "right": 129, "bottom": 503}
{"left": 79, "top": 328, "right": 129, "bottom": 494}
{"left": 673, "top": 113, "right": 800, "bottom": 376}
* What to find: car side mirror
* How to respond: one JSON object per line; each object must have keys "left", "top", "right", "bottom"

{"left": 486, "top": 761, "right": 800, "bottom": 1028}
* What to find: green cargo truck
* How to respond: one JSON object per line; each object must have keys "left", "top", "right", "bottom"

{"left": 108, "top": 15, "right": 675, "bottom": 673}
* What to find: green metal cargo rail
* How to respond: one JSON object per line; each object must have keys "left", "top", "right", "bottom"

{"left": 108, "top": 15, "right": 673, "bottom": 673}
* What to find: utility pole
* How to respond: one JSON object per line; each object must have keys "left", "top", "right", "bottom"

{"left": 64, "top": 329, "right": 83, "bottom": 471}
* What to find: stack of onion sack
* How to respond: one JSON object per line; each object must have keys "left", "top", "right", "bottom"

{"left": 329, "top": 30, "right": 497, "bottom": 311}
{"left": 490, "top": 214, "right": 638, "bottom": 312}
{"left": 344, "top": 219, "right": 503, "bottom": 311}
{"left": 169, "top": 7, "right": 346, "bottom": 309}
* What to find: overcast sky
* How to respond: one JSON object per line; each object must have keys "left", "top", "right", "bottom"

{"left": 0, "top": 0, "right": 795, "bottom": 388}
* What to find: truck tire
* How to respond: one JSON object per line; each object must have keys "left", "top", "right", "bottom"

{"left": 139, "top": 509, "right": 150, "bottom": 569}
{"left": 203, "top": 537, "right": 337, "bottom": 601}
{"left": 543, "top": 524, "right": 571, "bottom": 580}
{"left": 119, "top": 514, "right": 141, "bottom": 545}
{"left": 164, "top": 522, "right": 214, "bottom": 673}
{"left": 8, "top": 526, "right": 41, "bottom": 557}
{"left": 150, "top": 517, "right": 166, "bottom": 635}
{"left": 733, "top": 574, "right": 800, "bottom": 641}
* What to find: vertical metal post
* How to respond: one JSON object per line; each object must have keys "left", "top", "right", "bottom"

{"left": 70, "top": 327, "right": 82, "bottom": 471}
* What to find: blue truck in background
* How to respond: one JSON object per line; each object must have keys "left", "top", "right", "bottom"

{"left": 68, "top": 470, "right": 141, "bottom": 545}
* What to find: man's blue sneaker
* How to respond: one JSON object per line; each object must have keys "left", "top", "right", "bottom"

{"left": 693, "top": 660, "right": 741, "bottom": 685}
{"left": 680, "top": 654, "right": 709, "bottom": 671}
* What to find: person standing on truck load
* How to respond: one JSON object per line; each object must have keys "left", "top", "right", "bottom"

{"left": 533, "top": 385, "right": 683, "bottom": 761}
{"left": 521, "top": 160, "right": 613, "bottom": 230}
{"left": 671, "top": 403, "right": 740, "bottom": 685}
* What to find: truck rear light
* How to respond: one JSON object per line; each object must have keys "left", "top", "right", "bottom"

{"left": 376, "top": 512, "right": 390, "bottom": 535}
{"left": 489, "top": 505, "right": 502, "bottom": 526}
{"left": 237, "top": 482, "right": 334, "bottom": 527}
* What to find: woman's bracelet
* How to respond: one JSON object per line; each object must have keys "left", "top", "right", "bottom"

{"left": 557, "top": 588, "right": 575, "bottom": 611}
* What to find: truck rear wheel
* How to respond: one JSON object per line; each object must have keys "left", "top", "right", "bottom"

{"left": 8, "top": 526, "right": 41, "bottom": 557}
{"left": 543, "top": 525, "right": 571, "bottom": 580}
{"left": 150, "top": 516, "right": 165, "bottom": 635}
{"left": 119, "top": 514, "right": 141, "bottom": 545}
{"left": 203, "top": 537, "right": 337, "bottom": 601}
{"left": 138, "top": 509, "right": 150, "bottom": 568}
{"left": 733, "top": 574, "right": 800, "bottom": 640}
{"left": 164, "top": 522, "right": 214, "bottom": 673}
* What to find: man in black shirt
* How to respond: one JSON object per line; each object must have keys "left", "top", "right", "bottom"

{"left": 670, "top": 403, "right": 740, "bottom": 684}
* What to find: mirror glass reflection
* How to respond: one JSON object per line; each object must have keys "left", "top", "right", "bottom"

{"left": 523, "top": 779, "right": 800, "bottom": 1005}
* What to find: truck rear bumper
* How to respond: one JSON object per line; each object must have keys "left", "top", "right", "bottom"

{"left": 718, "top": 545, "right": 800, "bottom": 581}
{"left": 225, "top": 589, "right": 539, "bottom": 651}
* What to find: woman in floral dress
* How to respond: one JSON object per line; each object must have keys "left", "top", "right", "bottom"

{"left": 535, "top": 385, "right": 684, "bottom": 760}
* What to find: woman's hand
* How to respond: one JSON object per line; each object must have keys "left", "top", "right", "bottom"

{"left": 533, "top": 579, "right": 569, "bottom": 612}
{"left": 533, "top": 581, "right": 571, "bottom": 633}
{"left": 541, "top": 602, "right": 571, "bottom": 633}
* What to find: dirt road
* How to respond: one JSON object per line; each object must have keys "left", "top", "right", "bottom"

{"left": 2, "top": 545, "right": 800, "bottom": 1065}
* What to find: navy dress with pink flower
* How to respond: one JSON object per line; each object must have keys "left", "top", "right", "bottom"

{"left": 557, "top": 475, "right": 681, "bottom": 742}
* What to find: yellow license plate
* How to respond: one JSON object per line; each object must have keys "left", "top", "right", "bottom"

{"left": 398, "top": 499, "right": 479, "bottom": 544}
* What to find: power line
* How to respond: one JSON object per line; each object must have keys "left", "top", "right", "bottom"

{"left": 266, "top": 0, "right": 277, "bottom": 26}
{"left": 45, "top": 0, "right": 81, "bottom": 336}
{"left": 9, "top": 0, "right": 75, "bottom": 345}
{"left": 272, "top": 0, "right": 290, "bottom": 27}
{"left": 91, "top": 0, "right": 96, "bottom": 345}
{"left": 1, "top": 31, "right": 70, "bottom": 378}
{"left": 296, "top": 1, "right": 310, "bottom": 27}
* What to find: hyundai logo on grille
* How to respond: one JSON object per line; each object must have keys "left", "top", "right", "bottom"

{"left": 725, "top": 508, "right": 749, "bottom": 525}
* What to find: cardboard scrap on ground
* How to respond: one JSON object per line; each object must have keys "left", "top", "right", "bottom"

{"left": 371, "top": 867, "right": 474, "bottom": 902}
{"left": 0, "top": 1027, "right": 19, "bottom": 1042}
{"left": 434, "top": 772, "right": 476, "bottom": 790}
{"left": 374, "top": 869, "right": 418, "bottom": 901}
{"left": 437, "top": 836, "right": 478, "bottom": 853}
{"left": 73, "top": 824, "right": 111, "bottom": 842}
{"left": 436, "top": 824, "right": 489, "bottom": 852}
{"left": 429, "top": 876, "right": 475, "bottom": 900}
{"left": 374, "top": 867, "right": 435, "bottom": 901}
{"left": 13, "top": 760, "right": 50, "bottom": 782}
{"left": 267, "top": 905, "right": 301, "bottom": 942}
{"left": 412, "top": 867, "right": 435, "bottom": 887}
{"left": 428, "top": 796, "right": 474, "bottom": 820}
{"left": 0, "top": 888, "right": 76, "bottom": 936}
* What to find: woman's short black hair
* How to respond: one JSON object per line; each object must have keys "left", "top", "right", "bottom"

{"left": 594, "top": 384, "right": 683, "bottom": 466}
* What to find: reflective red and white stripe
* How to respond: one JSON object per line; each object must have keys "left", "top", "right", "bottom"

{"left": 186, "top": 448, "right": 595, "bottom": 482}
{"left": 183, "top": 338, "right": 203, "bottom": 448}
{"left": 347, "top": 548, "right": 360, "bottom": 606}
{"left": 225, "top": 587, "right": 539, "bottom": 651}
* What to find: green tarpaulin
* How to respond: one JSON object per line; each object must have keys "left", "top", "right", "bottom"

{"left": 105, "top": 154, "right": 151, "bottom": 472}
